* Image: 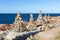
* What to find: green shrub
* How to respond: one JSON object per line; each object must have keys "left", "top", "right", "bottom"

{"left": 30, "top": 36, "right": 36, "bottom": 40}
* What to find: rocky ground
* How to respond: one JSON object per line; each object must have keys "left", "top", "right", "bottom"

{"left": 34, "top": 26, "right": 60, "bottom": 40}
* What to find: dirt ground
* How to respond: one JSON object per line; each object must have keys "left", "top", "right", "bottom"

{"left": 34, "top": 26, "right": 60, "bottom": 40}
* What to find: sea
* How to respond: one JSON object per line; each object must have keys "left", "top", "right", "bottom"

{"left": 0, "top": 13, "right": 60, "bottom": 24}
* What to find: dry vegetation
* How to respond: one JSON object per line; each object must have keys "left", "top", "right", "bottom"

{"left": 55, "top": 31, "right": 60, "bottom": 40}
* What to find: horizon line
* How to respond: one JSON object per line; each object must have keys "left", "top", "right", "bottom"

{"left": 0, "top": 12, "right": 60, "bottom": 14}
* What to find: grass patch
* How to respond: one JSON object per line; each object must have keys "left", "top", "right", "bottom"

{"left": 55, "top": 31, "right": 60, "bottom": 40}
{"left": 55, "top": 36, "right": 60, "bottom": 40}
{"left": 30, "top": 36, "right": 37, "bottom": 40}
{"left": 58, "top": 31, "right": 60, "bottom": 34}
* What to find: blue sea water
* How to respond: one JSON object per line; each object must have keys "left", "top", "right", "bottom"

{"left": 0, "top": 13, "right": 60, "bottom": 24}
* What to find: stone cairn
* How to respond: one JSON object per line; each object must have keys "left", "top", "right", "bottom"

{"left": 13, "top": 11, "right": 25, "bottom": 32}
{"left": 26, "top": 13, "right": 37, "bottom": 31}
{"left": 36, "top": 10, "right": 44, "bottom": 26}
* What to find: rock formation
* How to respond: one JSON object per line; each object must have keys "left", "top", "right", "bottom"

{"left": 36, "top": 10, "right": 44, "bottom": 26}
{"left": 43, "top": 13, "right": 48, "bottom": 23}
{"left": 47, "top": 13, "right": 51, "bottom": 22}
{"left": 13, "top": 11, "right": 26, "bottom": 32}
{"left": 26, "top": 13, "right": 36, "bottom": 31}
{"left": 0, "top": 24, "right": 10, "bottom": 31}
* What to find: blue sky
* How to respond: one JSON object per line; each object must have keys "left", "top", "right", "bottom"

{"left": 0, "top": 0, "right": 60, "bottom": 13}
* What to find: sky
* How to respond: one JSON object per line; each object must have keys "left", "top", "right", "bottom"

{"left": 0, "top": 0, "right": 60, "bottom": 13}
